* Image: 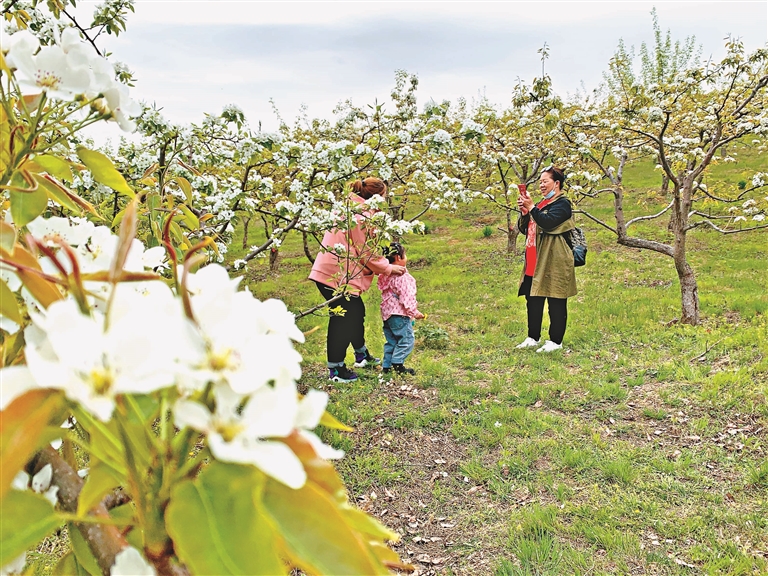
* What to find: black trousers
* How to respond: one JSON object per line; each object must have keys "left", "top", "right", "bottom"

{"left": 316, "top": 282, "right": 366, "bottom": 365}
{"left": 519, "top": 275, "right": 568, "bottom": 344}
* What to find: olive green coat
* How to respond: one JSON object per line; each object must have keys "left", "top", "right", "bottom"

{"left": 517, "top": 212, "right": 578, "bottom": 299}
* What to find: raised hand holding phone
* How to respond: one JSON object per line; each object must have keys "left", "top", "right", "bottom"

{"left": 517, "top": 183, "right": 531, "bottom": 215}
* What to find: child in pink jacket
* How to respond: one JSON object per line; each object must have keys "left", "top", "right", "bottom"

{"left": 378, "top": 243, "right": 425, "bottom": 375}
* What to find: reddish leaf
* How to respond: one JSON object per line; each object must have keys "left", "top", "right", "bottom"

{"left": 0, "top": 389, "right": 64, "bottom": 500}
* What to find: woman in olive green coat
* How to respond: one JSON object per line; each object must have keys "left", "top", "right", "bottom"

{"left": 515, "top": 166, "right": 576, "bottom": 353}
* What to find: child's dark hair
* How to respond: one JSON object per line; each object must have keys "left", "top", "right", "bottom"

{"left": 383, "top": 242, "right": 405, "bottom": 263}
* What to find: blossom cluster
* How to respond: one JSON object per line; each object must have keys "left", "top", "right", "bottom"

{"left": 0, "top": 221, "right": 339, "bottom": 492}
{"left": 1, "top": 28, "right": 140, "bottom": 131}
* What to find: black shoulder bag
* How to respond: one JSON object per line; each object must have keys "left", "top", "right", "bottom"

{"left": 564, "top": 227, "right": 587, "bottom": 267}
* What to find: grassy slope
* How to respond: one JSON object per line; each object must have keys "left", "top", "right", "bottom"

{"left": 232, "top": 148, "right": 767, "bottom": 575}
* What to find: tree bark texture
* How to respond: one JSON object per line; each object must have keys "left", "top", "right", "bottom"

{"left": 302, "top": 231, "right": 315, "bottom": 264}
{"left": 26, "top": 447, "right": 128, "bottom": 576}
{"left": 241, "top": 216, "right": 251, "bottom": 249}
{"left": 506, "top": 210, "right": 519, "bottom": 254}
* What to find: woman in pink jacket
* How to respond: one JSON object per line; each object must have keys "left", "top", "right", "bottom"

{"left": 309, "top": 178, "right": 406, "bottom": 383}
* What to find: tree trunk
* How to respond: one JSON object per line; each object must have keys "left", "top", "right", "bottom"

{"left": 661, "top": 173, "right": 669, "bottom": 194}
{"left": 671, "top": 183, "right": 699, "bottom": 325}
{"left": 677, "top": 262, "right": 700, "bottom": 325}
{"left": 241, "top": 216, "right": 251, "bottom": 249}
{"left": 505, "top": 209, "right": 519, "bottom": 254}
{"left": 302, "top": 231, "right": 315, "bottom": 264}
{"left": 269, "top": 248, "right": 279, "bottom": 272}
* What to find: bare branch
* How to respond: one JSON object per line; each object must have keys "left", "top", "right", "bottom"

{"left": 575, "top": 187, "right": 616, "bottom": 199}
{"left": 573, "top": 209, "right": 618, "bottom": 235}
{"left": 688, "top": 211, "right": 736, "bottom": 221}
{"left": 61, "top": 9, "right": 103, "bottom": 57}
{"left": 731, "top": 74, "right": 768, "bottom": 118}
{"left": 655, "top": 112, "right": 679, "bottom": 188}
{"left": 228, "top": 215, "right": 300, "bottom": 270}
{"left": 617, "top": 235, "right": 675, "bottom": 257}
{"left": 626, "top": 199, "right": 675, "bottom": 228}
{"left": 1, "top": 0, "right": 22, "bottom": 15}
{"left": 293, "top": 291, "right": 347, "bottom": 320}
{"left": 685, "top": 220, "right": 768, "bottom": 234}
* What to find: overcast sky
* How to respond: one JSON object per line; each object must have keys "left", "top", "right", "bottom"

{"left": 85, "top": 1, "right": 767, "bottom": 135}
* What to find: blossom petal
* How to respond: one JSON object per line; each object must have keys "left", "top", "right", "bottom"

{"left": 174, "top": 400, "right": 212, "bottom": 433}
{"left": 110, "top": 547, "right": 156, "bottom": 576}
{"left": 295, "top": 389, "right": 328, "bottom": 429}
{"left": 0, "top": 366, "right": 38, "bottom": 410}
{"left": 300, "top": 430, "right": 344, "bottom": 460}
{"left": 246, "top": 440, "right": 306, "bottom": 489}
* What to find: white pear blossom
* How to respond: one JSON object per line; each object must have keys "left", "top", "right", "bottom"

{"left": 182, "top": 265, "right": 303, "bottom": 394}
{"left": 0, "top": 553, "right": 26, "bottom": 576}
{"left": 1, "top": 29, "right": 40, "bottom": 69}
{"left": 110, "top": 547, "right": 156, "bottom": 576}
{"left": 174, "top": 384, "right": 306, "bottom": 488}
{"left": 295, "top": 390, "right": 344, "bottom": 460}
{"left": 101, "top": 82, "right": 142, "bottom": 132}
{"left": 20, "top": 286, "right": 193, "bottom": 421}
{"left": 26, "top": 215, "right": 96, "bottom": 247}
{"left": 11, "top": 42, "right": 91, "bottom": 101}
{"left": 0, "top": 366, "right": 38, "bottom": 410}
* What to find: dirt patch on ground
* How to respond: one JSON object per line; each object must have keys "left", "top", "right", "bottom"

{"left": 330, "top": 378, "right": 515, "bottom": 575}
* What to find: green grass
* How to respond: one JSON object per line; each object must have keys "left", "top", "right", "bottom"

{"left": 251, "top": 145, "right": 768, "bottom": 574}
{"left": 29, "top": 149, "right": 767, "bottom": 574}
{"left": 224, "top": 170, "right": 768, "bottom": 575}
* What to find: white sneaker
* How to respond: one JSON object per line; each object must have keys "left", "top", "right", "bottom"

{"left": 515, "top": 337, "right": 540, "bottom": 349}
{"left": 536, "top": 340, "right": 563, "bottom": 353}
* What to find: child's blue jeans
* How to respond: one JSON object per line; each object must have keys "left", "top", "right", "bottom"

{"left": 382, "top": 315, "right": 414, "bottom": 368}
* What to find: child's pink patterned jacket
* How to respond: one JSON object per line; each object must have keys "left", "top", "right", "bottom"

{"left": 378, "top": 271, "right": 421, "bottom": 321}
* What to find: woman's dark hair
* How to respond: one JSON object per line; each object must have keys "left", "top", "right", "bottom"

{"left": 541, "top": 165, "right": 566, "bottom": 190}
{"left": 383, "top": 242, "right": 405, "bottom": 263}
{"left": 350, "top": 177, "right": 387, "bottom": 200}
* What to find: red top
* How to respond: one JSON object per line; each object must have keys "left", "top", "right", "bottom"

{"left": 524, "top": 196, "right": 556, "bottom": 276}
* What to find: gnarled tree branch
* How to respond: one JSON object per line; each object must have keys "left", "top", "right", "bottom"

{"left": 626, "top": 199, "right": 675, "bottom": 228}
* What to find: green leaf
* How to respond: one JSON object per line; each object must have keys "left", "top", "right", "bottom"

{"left": 34, "top": 174, "right": 100, "bottom": 218}
{"left": 33, "top": 173, "right": 82, "bottom": 214}
{"left": 342, "top": 506, "right": 398, "bottom": 542}
{"left": 0, "top": 490, "right": 60, "bottom": 565}
{"left": 0, "top": 220, "right": 17, "bottom": 253}
{"left": 52, "top": 551, "right": 90, "bottom": 576}
{"left": 30, "top": 154, "right": 73, "bottom": 182}
{"left": 112, "top": 208, "right": 126, "bottom": 229}
{"left": 170, "top": 176, "right": 192, "bottom": 203}
{"left": 68, "top": 523, "right": 102, "bottom": 576}
{"left": 166, "top": 462, "right": 285, "bottom": 575}
{"left": 169, "top": 220, "right": 184, "bottom": 244}
{"left": 77, "top": 461, "right": 123, "bottom": 517}
{"left": 76, "top": 147, "right": 134, "bottom": 198}
{"left": 9, "top": 183, "right": 48, "bottom": 227}
{"left": 0, "top": 390, "right": 64, "bottom": 500}
{"left": 110, "top": 504, "right": 142, "bottom": 550}
{"left": 0, "top": 277, "right": 22, "bottom": 325}
{"left": 179, "top": 204, "right": 199, "bottom": 230}
{"left": 262, "top": 478, "right": 389, "bottom": 575}
{"left": 319, "top": 410, "right": 354, "bottom": 432}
